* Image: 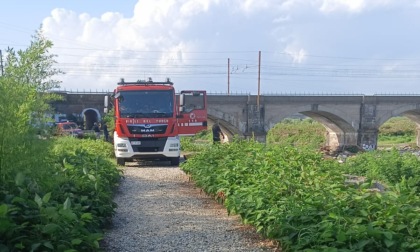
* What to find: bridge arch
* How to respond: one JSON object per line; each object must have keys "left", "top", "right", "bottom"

{"left": 376, "top": 104, "right": 420, "bottom": 126}
{"left": 81, "top": 108, "right": 101, "bottom": 130}
{"left": 265, "top": 105, "right": 358, "bottom": 150}
{"left": 376, "top": 105, "right": 420, "bottom": 147}
{"left": 301, "top": 111, "right": 358, "bottom": 150}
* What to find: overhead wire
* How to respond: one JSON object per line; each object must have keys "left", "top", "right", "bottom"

{"left": 2, "top": 31, "right": 420, "bottom": 88}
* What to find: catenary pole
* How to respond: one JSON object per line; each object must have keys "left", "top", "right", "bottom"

{"left": 227, "top": 58, "right": 230, "bottom": 95}
{"left": 257, "top": 51, "right": 261, "bottom": 107}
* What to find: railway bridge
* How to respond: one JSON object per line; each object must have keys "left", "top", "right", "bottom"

{"left": 51, "top": 91, "right": 420, "bottom": 150}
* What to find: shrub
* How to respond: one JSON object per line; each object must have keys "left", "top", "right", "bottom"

{"left": 182, "top": 141, "right": 420, "bottom": 251}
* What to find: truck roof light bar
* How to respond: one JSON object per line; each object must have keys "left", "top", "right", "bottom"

{"left": 117, "top": 77, "right": 173, "bottom": 86}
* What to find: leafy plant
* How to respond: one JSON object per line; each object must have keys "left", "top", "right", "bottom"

{"left": 180, "top": 129, "right": 212, "bottom": 152}
{"left": 0, "top": 137, "right": 121, "bottom": 251}
{"left": 182, "top": 140, "right": 420, "bottom": 251}
{"left": 341, "top": 148, "right": 420, "bottom": 191}
{"left": 0, "top": 30, "right": 121, "bottom": 251}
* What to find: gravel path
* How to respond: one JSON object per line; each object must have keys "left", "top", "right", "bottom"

{"left": 102, "top": 161, "right": 277, "bottom": 252}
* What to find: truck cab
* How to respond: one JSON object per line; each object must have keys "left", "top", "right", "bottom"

{"left": 105, "top": 78, "right": 207, "bottom": 166}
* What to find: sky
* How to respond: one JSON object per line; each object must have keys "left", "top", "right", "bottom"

{"left": 1, "top": 0, "right": 420, "bottom": 95}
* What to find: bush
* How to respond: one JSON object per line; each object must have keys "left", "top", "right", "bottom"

{"left": 0, "top": 32, "right": 121, "bottom": 250}
{"left": 340, "top": 148, "right": 420, "bottom": 190}
{"left": 180, "top": 129, "right": 212, "bottom": 152}
{"left": 181, "top": 141, "right": 420, "bottom": 251}
{"left": 0, "top": 137, "right": 121, "bottom": 251}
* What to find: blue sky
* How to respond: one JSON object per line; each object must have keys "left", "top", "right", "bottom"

{"left": 1, "top": 0, "right": 420, "bottom": 95}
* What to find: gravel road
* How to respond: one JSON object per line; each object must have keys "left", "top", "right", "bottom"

{"left": 102, "top": 160, "right": 277, "bottom": 252}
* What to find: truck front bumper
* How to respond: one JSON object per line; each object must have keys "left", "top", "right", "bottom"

{"left": 114, "top": 133, "right": 180, "bottom": 159}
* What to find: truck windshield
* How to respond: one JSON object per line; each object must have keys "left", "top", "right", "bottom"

{"left": 118, "top": 90, "right": 174, "bottom": 118}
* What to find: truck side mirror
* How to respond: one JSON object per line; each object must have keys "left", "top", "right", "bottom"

{"left": 104, "top": 95, "right": 109, "bottom": 113}
{"left": 179, "top": 93, "right": 185, "bottom": 106}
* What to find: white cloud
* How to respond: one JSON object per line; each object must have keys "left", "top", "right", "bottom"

{"left": 132, "top": 0, "right": 176, "bottom": 27}
{"left": 284, "top": 45, "right": 307, "bottom": 64}
{"left": 101, "top": 12, "right": 124, "bottom": 24}
{"left": 276, "top": 0, "right": 396, "bottom": 13}
{"left": 319, "top": 0, "right": 367, "bottom": 13}
{"left": 36, "top": 0, "right": 420, "bottom": 94}
{"left": 273, "top": 15, "right": 291, "bottom": 23}
{"left": 180, "top": 0, "right": 214, "bottom": 16}
{"left": 236, "top": 0, "right": 273, "bottom": 13}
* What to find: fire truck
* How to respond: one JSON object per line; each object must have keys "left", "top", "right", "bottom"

{"left": 104, "top": 78, "right": 207, "bottom": 166}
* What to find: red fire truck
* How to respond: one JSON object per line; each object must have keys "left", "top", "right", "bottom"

{"left": 104, "top": 78, "right": 207, "bottom": 166}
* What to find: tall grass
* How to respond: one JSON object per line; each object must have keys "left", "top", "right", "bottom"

{"left": 378, "top": 117, "right": 416, "bottom": 147}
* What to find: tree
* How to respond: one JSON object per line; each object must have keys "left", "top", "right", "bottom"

{"left": 0, "top": 29, "right": 64, "bottom": 181}
{"left": 3, "top": 29, "right": 63, "bottom": 91}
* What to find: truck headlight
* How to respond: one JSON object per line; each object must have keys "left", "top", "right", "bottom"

{"left": 169, "top": 143, "right": 179, "bottom": 147}
{"left": 117, "top": 143, "right": 127, "bottom": 147}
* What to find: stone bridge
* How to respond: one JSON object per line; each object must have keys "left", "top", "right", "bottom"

{"left": 51, "top": 91, "right": 420, "bottom": 150}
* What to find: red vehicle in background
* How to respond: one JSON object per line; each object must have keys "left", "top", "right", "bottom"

{"left": 56, "top": 121, "right": 84, "bottom": 138}
{"left": 104, "top": 78, "right": 207, "bottom": 166}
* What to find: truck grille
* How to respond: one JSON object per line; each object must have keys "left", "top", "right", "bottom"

{"left": 127, "top": 124, "right": 167, "bottom": 135}
{"left": 129, "top": 137, "right": 167, "bottom": 152}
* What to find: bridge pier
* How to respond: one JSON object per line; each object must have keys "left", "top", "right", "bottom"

{"left": 358, "top": 102, "right": 378, "bottom": 150}
{"left": 245, "top": 104, "right": 266, "bottom": 143}
{"left": 358, "top": 129, "right": 378, "bottom": 150}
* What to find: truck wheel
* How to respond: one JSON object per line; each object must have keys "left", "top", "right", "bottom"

{"left": 170, "top": 157, "right": 180, "bottom": 166}
{"left": 117, "top": 158, "right": 125, "bottom": 166}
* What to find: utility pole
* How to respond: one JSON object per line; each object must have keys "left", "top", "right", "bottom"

{"left": 0, "top": 49, "right": 3, "bottom": 76}
{"left": 227, "top": 58, "right": 230, "bottom": 95}
{"left": 257, "top": 51, "right": 261, "bottom": 107}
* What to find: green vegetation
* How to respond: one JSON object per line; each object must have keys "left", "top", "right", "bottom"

{"left": 266, "top": 116, "right": 417, "bottom": 150}
{"left": 102, "top": 108, "right": 115, "bottom": 132}
{"left": 181, "top": 141, "right": 420, "bottom": 251}
{"left": 181, "top": 118, "right": 326, "bottom": 153}
{"left": 0, "top": 32, "right": 121, "bottom": 251}
{"left": 341, "top": 149, "right": 420, "bottom": 190}
{"left": 0, "top": 137, "right": 120, "bottom": 251}
{"left": 1, "top": 31, "right": 62, "bottom": 183}
{"left": 2, "top": 29, "right": 418, "bottom": 251}
{"left": 180, "top": 129, "right": 212, "bottom": 152}
{"left": 378, "top": 117, "right": 416, "bottom": 147}
{"left": 266, "top": 118, "right": 326, "bottom": 150}
{"left": 379, "top": 117, "right": 416, "bottom": 136}
{"left": 181, "top": 116, "right": 419, "bottom": 153}
{"left": 180, "top": 117, "right": 420, "bottom": 251}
